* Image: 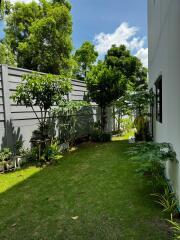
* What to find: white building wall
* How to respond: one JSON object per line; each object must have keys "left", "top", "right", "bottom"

{"left": 148, "top": 0, "right": 180, "bottom": 200}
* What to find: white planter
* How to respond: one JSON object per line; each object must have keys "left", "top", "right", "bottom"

{"left": 13, "top": 156, "right": 26, "bottom": 169}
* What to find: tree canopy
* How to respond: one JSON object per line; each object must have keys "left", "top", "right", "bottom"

{"left": 0, "top": 0, "right": 11, "bottom": 19}
{"left": 86, "top": 60, "right": 127, "bottom": 131}
{"left": 105, "top": 45, "right": 141, "bottom": 85}
{"left": 86, "top": 61, "right": 126, "bottom": 109}
{"left": 74, "top": 41, "right": 98, "bottom": 80}
{"left": 12, "top": 73, "right": 72, "bottom": 128}
{"left": 0, "top": 42, "right": 16, "bottom": 66}
{"left": 4, "top": 0, "right": 72, "bottom": 74}
{"left": 86, "top": 44, "right": 147, "bottom": 131}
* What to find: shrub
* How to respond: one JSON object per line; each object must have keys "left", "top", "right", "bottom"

{"left": 100, "top": 133, "right": 112, "bottom": 142}
{"left": 13, "top": 140, "right": 24, "bottom": 155}
{"left": 168, "top": 216, "right": 180, "bottom": 240}
{"left": 0, "top": 148, "right": 12, "bottom": 162}
{"left": 24, "top": 141, "right": 62, "bottom": 165}
{"left": 91, "top": 130, "right": 111, "bottom": 143}
{"left": 24, "top": 147, "right": 39, "bottom": 163}
{"left": 112, "top": 129, "right": 123, "bottom": 136}
{"left": 129, "top": 141, "right": 178, "bottom": 218}
{"left": 134, "top": 116, "right": 152, "bottom": 141}
{"left": 43, "top": 142, "right": 62, "bottom": 163}
{"left": 91, "top": 130, "right": 101, "bottom": 142}
{"left": 128, "top": 142, "right": 177, "bottom": 192}
{"left": 151, "top": 187, "right": 177, "bottom": 215}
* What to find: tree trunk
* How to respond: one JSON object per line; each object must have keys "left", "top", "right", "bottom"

{"left": 118, "top": 110, "right": 121, "bottom": 131}
{"left": 101, "top": 106, "right": 106, "bottom": 133}
{"left": 112, "top": 106, "right": 115, "bottom": 131}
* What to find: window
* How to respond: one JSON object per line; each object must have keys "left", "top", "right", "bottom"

{"left": 155, "top": 76, "right": 162, "bottom": 123}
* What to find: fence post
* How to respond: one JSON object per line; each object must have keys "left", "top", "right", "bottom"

{"left": 1, "top": 64, "right": 11, "bottom": 146}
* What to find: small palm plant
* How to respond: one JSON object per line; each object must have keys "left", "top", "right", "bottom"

{"left": 151, "top": 187, "right": 177, "bottom": 215}
{"left": 168, "top": 214, "right": 180, "bottom": 240}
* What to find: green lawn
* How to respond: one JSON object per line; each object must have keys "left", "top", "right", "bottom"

{"left": 0, "top": 139, "right": 171, "bottom": 240}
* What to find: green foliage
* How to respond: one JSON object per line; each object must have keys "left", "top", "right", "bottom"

{"left": 11, "top": 73, "right": 72, "bottom": 129}
{"left": 129, "top": 142, "right": 177, "bottom": 163}
{"left": 130, "top": 87, "right": 154, "bottom": 116}
{"left": 5, "top": 0, "right": 72, "bottom": 74}
{"left": 86, "top": 45, "right": 141, "bottom": 132}
{"left": 151, "top": 188, "right": 177, "bottom": 215}
{"left": 5, "top": 1, "right": 44, "bottom": 52}
{"left": 129, "top": 141, "right": 178, "bottom": 225}
{"left": 23, "top": 141, "right": 62, "bottom": 164}
{"left": 134, "top": 115, "right": 151, "bottom": 141}
{"left": 52, "top": 101, "right": 89, "bottom": 145}
{"left": 24, "top": 147, "right": 39, "bottom": 163}
{"left": 129, "top": 142, "right": 177, "bottom": 192}
{"left": 105, "top": 45, "right": 140, "bottom": 83}
{"left": 13, "top": 140, "right": 23, "bottom": 156}
{"left": 119, "top": 117, "right": 134, "bottom": 134}
{"left": 74, "top": 41, "right": 98, "bottom": 80}
{"left": 44, "top": 141, "right": 62, "bottom": 162}
{"left": 86, "top": 61, "right": 126, "bottom": 131}
{"left": 0, "top": 148, "right": 12, "bottom": 162}
{"left": 0, "top": 42, "right": 16, "bottom": 66}
{"left": 91, "top": 130, "right": 112, "bottom": 142}
{"left": 51, "top": 0, "right": 71, "bottom": 9}
{"left": 112, "top": 54, "right": 151, "bottom": 139}
{"left": 0, "top": 0, "right": 11, "bottom": 19}
{"left": 168, "top": 216, "right": 180, "bottom": 240}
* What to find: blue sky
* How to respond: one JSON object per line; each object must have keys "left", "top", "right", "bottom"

{"left": 1, "top": 0, "right": 148, "bottom": 66}
{"left": 70, "top": 0, "right": 148, "bottom": 66}
{"left": 71, "top": 0, "right": 147, "bottom": 48}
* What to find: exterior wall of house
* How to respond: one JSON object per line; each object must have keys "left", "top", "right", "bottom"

{"left": 148, "top": 0, "right": 180, "bottom": 200}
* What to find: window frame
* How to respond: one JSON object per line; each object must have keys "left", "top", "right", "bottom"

{"left": 155, "top": 75, "right": 162, "bottom": 123}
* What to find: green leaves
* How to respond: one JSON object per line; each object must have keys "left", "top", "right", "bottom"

{"left": 0, "top": 0, "right": 11, "bottom": 19}
{"left": 129, "top": 142, "right": 177, "bottom": 163}
{"left": 11, "top": 73, "right": 72, "bottom": 125}
{"left": 5, "top": 0, "right": 72, "bottom": 74}
{"left": 168, "top": 216, "right": 180, "bottom": 239}
{"left": 0, "top": 148, "right": 12, "bottom": 162}
{"left": 151, "top": 188, "right": 177, "bottom": 215}
{"left": 0, "top": 42, "right": 16, "bottom": 66}
{"left": 74, "top": 41, "right": 98, "bottom": 80}
{"left": 86, "top": 61, "right": 126, "bottom": 108}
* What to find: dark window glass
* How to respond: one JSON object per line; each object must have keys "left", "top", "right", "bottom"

{"left": 155, "top": 76, "right": 162, "bottom": 123}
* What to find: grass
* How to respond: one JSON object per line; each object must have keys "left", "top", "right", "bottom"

{"left": 0, "top": 138, "right": 171, "bottom": 240}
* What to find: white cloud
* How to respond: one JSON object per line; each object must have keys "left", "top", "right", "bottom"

{"left": 135, "top": 48, "right": 148, "bottom": 68}
{"left": 94, "top": 22, "right": 148, "bottom": 67}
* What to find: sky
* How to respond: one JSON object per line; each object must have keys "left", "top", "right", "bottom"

{"left": 1, "top": 0, "right": 148, "bottom": 67}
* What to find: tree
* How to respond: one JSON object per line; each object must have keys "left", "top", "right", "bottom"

{"left": 113, "top": 94, "right": 131, "bottom": 131}
{"left": 5, "top": 0, "right": 72, "bottom": 74}
{"left": 0, "top": 0, "right": 11, "bottom": 19}
{"left": 51, "top": 0, "right": 71, "bottom": 9}
{"left": 5, "top": 1, "right": 43, "bottom": 53}
{"left": 0, "top": 42, "right": 16, "bottom": 66}
{"left": 129, "top": 67, "right": 150, "bottom": 115}
{"left": 86, "top": 61, "right": 126, "bottom": 131}
{"left": 105, "top": 45, "right": 140, "bottom": 85}
{"left": 86, "top": 45, "right": 142, "bottom": 132}
{"left": 11, "top": 73, "right": 72, "bottom": 137}
{"left": 74, "top": 41, "right": 98, "bottom": 80}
